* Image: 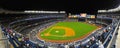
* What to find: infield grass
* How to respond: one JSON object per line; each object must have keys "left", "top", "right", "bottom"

{"left": 40, "top": 22, "right": 97, "bottom": 40}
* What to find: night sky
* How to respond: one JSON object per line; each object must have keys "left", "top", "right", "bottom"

{"left": 0, "top": 0, "right": 120, "bottom": 14}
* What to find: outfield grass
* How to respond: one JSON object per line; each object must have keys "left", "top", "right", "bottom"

{"left": 40, "top": 22, "right": 97, "bottom": 40}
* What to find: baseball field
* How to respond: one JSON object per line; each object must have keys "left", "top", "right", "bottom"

{"left": 38, "top": 22, "right": 98, "bottom": 43}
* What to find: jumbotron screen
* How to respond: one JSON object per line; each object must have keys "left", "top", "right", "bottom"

{"left": 86, "top": 15, "right": 95, "bottom": 18}
{"left": 80, "top": 13, "right": 87, "bottom": 17}
{"left": 90, "top": 15, "right": 95, "bottom": 18}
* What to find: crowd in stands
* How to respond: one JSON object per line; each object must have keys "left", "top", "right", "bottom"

{"left": 0, "top": 19, "right": 119, "bottom": 48}
{"left": 0, "top": 13, "right": 119, "bottom": 48}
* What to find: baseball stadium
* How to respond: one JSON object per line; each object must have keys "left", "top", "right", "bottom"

{"left": 0, "top": 10, "right": 120, "bottom": 48}
{"left": 0, "top": 1, "right": 120, "bottom": 48}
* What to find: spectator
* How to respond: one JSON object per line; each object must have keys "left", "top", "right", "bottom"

{"left": 98, "top": 40, "right": 104, "bottom": 48}
{"left": 64, "top": 44, "right": 69, "bottom": 48}
{"left": 112, "top": 45, "right": 116, "bottom": 48}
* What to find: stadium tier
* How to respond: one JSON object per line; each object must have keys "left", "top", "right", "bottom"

{"left": 0, "top": 12, "right": 119, "bottom": 48}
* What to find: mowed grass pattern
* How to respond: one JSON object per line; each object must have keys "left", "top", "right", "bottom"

{"left": 40, "top": 22, "right": 97, "bottom": 40}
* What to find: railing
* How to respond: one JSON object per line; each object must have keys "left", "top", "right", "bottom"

{"left": 0, "top": 25, "right": 10, "bottom": 48}
{"left": 106, "top": 20, "right": 120, "bottom": 48}
{"left": 102, "top": 19, "right": 120, "bottom": 48}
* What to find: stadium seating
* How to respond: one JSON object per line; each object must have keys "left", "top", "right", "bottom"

{"left": 0, "top": 13, "right": 119, "bottom": 48}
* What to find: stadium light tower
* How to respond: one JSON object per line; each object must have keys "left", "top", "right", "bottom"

{"left": 98, "top": 10, "right": 107, "bottom": 13}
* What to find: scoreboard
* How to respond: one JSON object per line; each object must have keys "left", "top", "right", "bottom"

{"left": 68, "top": 13, "right": 95, "bottom": 19}
{"left": 86, "top": 15, "right": 95, "bottom": 19}
{"left": 80, "top": 13, "right": 87, "bottom": 17}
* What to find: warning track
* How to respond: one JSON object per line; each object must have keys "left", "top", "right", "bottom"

{"left": 36, "top": 22, "right": 99, "bottom": 43}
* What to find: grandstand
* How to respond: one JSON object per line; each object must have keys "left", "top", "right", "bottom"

{"left": 1, "top": 0, "right": 120, "bottom": 47}
{"left": 0, "top": 8, "right": 120, "bottom": 48}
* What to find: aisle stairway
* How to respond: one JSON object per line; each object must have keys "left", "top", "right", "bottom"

{"left": 0, "top": 25, "right": 5, "bottom": 48}
{"left": 116, "top": 26, "right": 120, "bottom": 48}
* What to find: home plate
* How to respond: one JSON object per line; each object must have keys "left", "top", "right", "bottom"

{"left": 56, "top": 31, "right": 59, "bottom": 33}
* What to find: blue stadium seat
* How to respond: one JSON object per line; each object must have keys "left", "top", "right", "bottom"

{"left": 90, "top": 43, "right": 99, "bottom": 48}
